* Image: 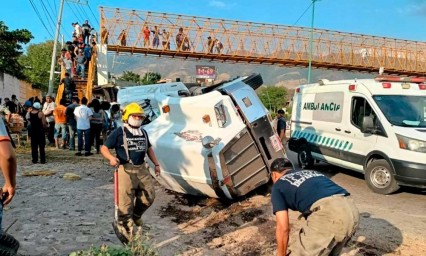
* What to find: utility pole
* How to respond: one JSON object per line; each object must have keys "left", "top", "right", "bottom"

{"left": 47, "top": 0, "right": 65, "bottom": 96}
{"left": 47, "top": 0, "right": 89, "bottom": 96}
{"left": 307, "top": 0, "right": 320, "bottom": 84}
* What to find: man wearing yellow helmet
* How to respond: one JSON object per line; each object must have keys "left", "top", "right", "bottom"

{"left": 100, "top": 102, "right": 161, "bottom": 244}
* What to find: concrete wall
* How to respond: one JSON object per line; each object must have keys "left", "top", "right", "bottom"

{"left": 0, "top": 72, "right": 42, "bottom": 103}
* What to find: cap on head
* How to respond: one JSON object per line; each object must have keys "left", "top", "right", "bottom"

{"left": 122, "top": 102, "right": 144, "bottom": 122}
{"left": 33, "top": 102, "right": 41, "bottom": 110}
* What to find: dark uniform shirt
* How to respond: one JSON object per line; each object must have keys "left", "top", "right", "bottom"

{"left": 65, "top": 103, "right": 78, "bottom": 127}
{"left": 104, "top": 127, "right": 151, "bottom": 165}
{"left": 277, "top": 116, "right": 286, "bottom": 135}
{"left": 271, "top": 170, "right": 349, "bottom": 214}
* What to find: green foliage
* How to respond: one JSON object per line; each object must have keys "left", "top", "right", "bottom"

{"left": 69, "top": 230, "right": 158, "bottom": 256}
{"left": 141, "top": 72, "right": 161, "bottom": 85}
{"left": 19, "top": 40, "right": 58, "bottom": 91}
{"left": 257, "top": 86, "right": 288, "bottom": 113}
{"left": 118, "top": 71, "right": 162, "bottom": 85}
{"left": 0, "top": 21, "right": 33, "bottom": 79}
{"left": 119, "top": 71, "right": 141, "bottom": 84}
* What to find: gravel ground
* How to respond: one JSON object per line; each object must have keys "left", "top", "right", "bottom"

{"left": 0, "top": 147, "right": 425, "bottom": 256}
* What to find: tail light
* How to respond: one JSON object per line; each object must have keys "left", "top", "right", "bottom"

{"left": 296, "top": 88, "right": 301, "bottom": 93}
{"left": 419, "top": 84, "right": 426, "bottom": 90}
{"left": 382, "top": 83, "right": 392, "bottom": 89}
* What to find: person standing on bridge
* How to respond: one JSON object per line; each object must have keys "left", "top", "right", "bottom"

{"left": 118, "top": 30, "right": 127, "bottom": 47}
{"left": 101, "top": 26, "right": 109, "bottom": 44}
{"left": 143, "top": 26, "right": 150, "bottom": 48}
{"left": 101, "top": 102, "right": 161, "bottom": 244}
{"left": 270, "top": 158, "right": 359, "bottom": 256}
{"left": 207, "top": 36, "right": 214, "bottom": 53}
{"left": 151, "top": 25, "right": 161, "bottom": 49}
{"left": 161, "top": 29, "right": 170, "bottom": 50}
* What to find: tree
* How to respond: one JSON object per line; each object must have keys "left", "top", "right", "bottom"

{"left": 0, "top": 21, "right": 33, "bottom": 79}
{"left": 257, "top": 86, "right": 288, "bottom": 113}
{"left": 19, "top": 40, "right": 58, "bottom": 90}
{"left": 141, "top": 72, "right": 161, "bottom": 85}
{"left": 119, "top": 71, "right": 141, "bottom": 83}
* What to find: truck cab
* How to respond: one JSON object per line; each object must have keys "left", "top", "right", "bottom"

{"left": 117, "top": 74, "right": 285, "bottom": 199}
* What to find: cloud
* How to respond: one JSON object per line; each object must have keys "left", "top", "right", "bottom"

{"left": 208, "top": 0, "right": 235, "bottom": 9}
{"left": 397, "top": 1, "right": 426, "bottom": 15}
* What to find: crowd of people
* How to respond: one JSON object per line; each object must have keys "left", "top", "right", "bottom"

{"left": 0, "top": 93, "right": 121, "bottom": 164}
{"left": 27, "top": 95, "right": 121, "bottom": 163}
{"left": 58, "top": 20, "right": 98, "bottom": 80}
{"left": 102, "top": 25, "right": 224, "bottom": 53}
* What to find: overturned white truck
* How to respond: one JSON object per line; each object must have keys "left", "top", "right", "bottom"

{"left": 117, "top": 74, "right": 285, "bottom": 199}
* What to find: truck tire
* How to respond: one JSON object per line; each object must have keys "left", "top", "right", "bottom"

{"left": 297, "top": 144, "right": 314, "bottom": 169}
{"left": 365, "top": 159, "right": 400, "bottom": 195}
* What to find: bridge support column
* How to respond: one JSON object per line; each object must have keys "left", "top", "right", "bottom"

{"left": 97, "top": 44, "right": 109, "bottom": 86}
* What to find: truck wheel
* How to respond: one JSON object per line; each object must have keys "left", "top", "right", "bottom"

{"left": 297, "top": 144, "right": 314, "bottom": 169}
{"left": 365, "top": 159, "right": 399, "bottom": 195}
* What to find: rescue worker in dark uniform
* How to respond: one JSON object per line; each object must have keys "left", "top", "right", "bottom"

{"left": 270, "top": 158, "right": 359, "bottom": 256}
{"left": 100, "top": 102, "right": 161, "bottom": 244}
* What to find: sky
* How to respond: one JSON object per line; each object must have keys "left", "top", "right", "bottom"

{"left": 1, "top": 0, "right": 426, "bottom": 45}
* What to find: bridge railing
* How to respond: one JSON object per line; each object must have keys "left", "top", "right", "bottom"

{"left": 99, "top": 6, "right": 426, "bottom": 76}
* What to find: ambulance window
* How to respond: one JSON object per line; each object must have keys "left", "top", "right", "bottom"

{"left": 351, "top": 97, "right": 377, "bottom": 129}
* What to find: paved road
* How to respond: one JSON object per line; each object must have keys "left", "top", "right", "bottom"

{"left": 285, "top": 146, "right": 426, "bottom": 255}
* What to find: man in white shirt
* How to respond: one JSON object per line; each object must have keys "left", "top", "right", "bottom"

{"left": 73, "top": 22, "right": 82, "bottom": 39}
{"left": 73, "top": 97, "right": 93, "bottom": 156}
{"left": 42, "top": 95, "right": 56, "bottom": 146}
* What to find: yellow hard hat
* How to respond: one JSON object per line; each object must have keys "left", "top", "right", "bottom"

{"left": 122, "top": 103, "right": 144, "bottom": 122}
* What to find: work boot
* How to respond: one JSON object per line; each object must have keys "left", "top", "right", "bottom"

{"left": 133, "top": 218, "right": 143, "bottom": 227}
{"left": 112, "top": 219, "right": 134, "bottom": 245}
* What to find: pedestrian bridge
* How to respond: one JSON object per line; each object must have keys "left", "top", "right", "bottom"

{"left": 98, "top": 6, "right": 426, "bottom": 77}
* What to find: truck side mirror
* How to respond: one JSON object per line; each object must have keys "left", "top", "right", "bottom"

{"left": 202, "top": 136, "right": 216, "bottom": 149}
{"left": 361, "top": 116, "right": 374, "bottom": 133}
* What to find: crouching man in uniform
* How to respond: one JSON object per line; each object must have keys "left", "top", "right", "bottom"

{"left": 270, "top": 158, "right": 359, "bottom": 256}
{"left": 100, "top": 102, "right": 161, "bottom": 244}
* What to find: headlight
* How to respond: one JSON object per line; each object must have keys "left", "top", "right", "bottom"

{"left": 396, "top": 134, "right": 426, "bottom": 153}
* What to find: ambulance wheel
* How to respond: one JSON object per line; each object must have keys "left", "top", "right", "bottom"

{"left": 365, "top": 159, "right": 399, "bottom": 195}
{"left": 297, "top": 144, "right": 314, "bottom": 169}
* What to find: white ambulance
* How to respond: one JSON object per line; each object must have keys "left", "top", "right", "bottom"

{"left": 289, "top": 76, "right": 426, "bottom": 194}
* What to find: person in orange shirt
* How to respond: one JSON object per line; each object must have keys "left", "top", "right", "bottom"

{"left": 143, "top": 26, "right": 150, "bottom": 48}
{"left": 53, "top": 99, "right": 68, "bottom": 149}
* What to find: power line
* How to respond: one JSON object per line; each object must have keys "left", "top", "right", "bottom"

{"left": 39, "top": 0, "right": 57, "bottom": 31}
{"left": 66, "top": 1, "right": 85, "bottom": 23}
{"left": 48, "top": 0, "right": 70, "bottom": 40}
{"left": 77, "top": 4, "right": 90, "bottom": 21}
{"left": 87, "top": 4, "right": 100, "bottom": 28}
{"left": 46, "top": 0, "right": 57, "bottom": 17}
{"left": 28, "top": 0, "right": 54, "bottom": 38}
{"left": 293, "top": 2, "right": 313, "bottom": 26}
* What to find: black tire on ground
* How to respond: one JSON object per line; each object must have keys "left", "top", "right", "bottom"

{"left": 365, "top": 159, "right": 400, "bottom": 195}
{"left": 0, "top": 246, "right": 17, "bottom": 256}
{"left": 297, "top": 144, "right": 314, "bottom": 169}
{"left": 0, "top": 233, "right": 19, "bottom": 252}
